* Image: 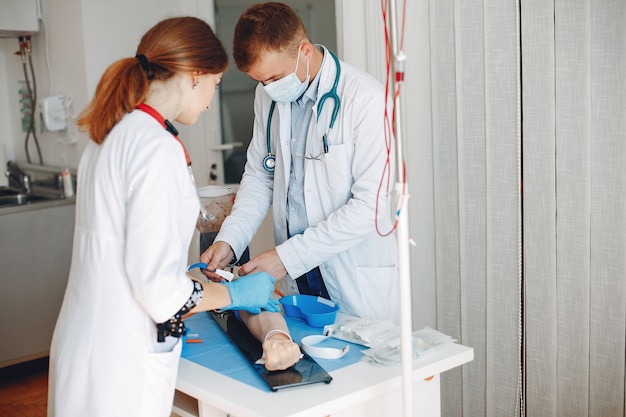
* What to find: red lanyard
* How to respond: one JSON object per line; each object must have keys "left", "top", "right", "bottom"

{"left": 136, "top": 103, "right": 210, "bottom": 222}
{"left": 136, "top": 103, "right": 191, "bottom": 166}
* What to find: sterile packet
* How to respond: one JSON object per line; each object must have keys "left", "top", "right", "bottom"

{"left": 361, "top": 326, "right": 456, "bottom": 366}
{"left": 324, "top": 316, "right": 397, "bottom": 347}
{"left": 324, "top": 314, "right": 457, "bottom": 366}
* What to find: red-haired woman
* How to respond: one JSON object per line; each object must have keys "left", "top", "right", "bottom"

{"left": 48, "top": 17, "right": 281, "bottom": 417}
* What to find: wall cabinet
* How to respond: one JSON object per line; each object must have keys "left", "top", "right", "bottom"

{"left": 0, "top": 0, "right": 40, "bottom": 38}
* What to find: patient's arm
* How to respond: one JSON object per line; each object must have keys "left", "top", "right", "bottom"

{"left": 238, "top": 311, "right": 302, "bottom": 371}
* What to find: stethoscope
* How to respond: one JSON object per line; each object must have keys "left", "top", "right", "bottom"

{"left": 263, "top": 50, "right": 342, "bottom": 173}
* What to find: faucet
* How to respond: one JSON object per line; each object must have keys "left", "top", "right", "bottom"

{"left": 23, "top": 174, "right": 31, "bottom": 193}
{"left": 5, "top": 161, "right": 31, "bottom": 193}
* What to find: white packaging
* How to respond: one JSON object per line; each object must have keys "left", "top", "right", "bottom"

{"left": 40, "top": 95, "right": 67, "bottom": 131}
{"left": 62, "top": 168, "right": 74, "bottom": 197}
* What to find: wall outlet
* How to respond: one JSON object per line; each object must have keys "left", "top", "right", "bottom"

{"left": 40, "top": 94, "right": 67, "bottom": 131}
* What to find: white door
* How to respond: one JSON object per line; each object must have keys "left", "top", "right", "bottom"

{"left": 213, "top": 0, "right": 338, "bottom": 185}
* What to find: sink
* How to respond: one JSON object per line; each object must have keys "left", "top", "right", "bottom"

{"left": 0, "top": 163, "right": 73, "bottom": 212}
{"left": 0, "top": 187, "right": 62, "bottom": 207}
{"left": 0, "top": 193, "right": 55, "bottom": 206}
{"left": 0, "top": 187, "right": 23, "bottom": 197}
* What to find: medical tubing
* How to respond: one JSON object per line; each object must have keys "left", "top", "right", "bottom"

{"left": 315, "top": 51, "right": 341, "bottom": 129}
{"left": 374, "top": 24, "right": 395, "bottom": 235}
{"left": 399, "top": 0, "right": 407, "bottom": 51}
{"left": 265, "top": 101, "right": 276, "bottom": 170}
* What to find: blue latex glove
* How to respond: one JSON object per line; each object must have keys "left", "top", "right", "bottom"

{"left": 223, "top": 272, "right": 280, "bottom": 314}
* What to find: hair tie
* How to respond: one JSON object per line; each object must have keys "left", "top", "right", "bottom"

{"left": 135, "top": 54, "right": 154, "bottom": 79}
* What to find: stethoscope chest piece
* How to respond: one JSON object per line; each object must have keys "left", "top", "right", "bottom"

{"left": 263, "top": 154, "right": 276, "bottom": 172}
{"left": 264, "top": 101, "right": 278, "bottom": 173}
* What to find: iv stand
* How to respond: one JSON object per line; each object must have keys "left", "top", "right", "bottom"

{"left": 387, "top": 1, "right": 414, "bottom": 416}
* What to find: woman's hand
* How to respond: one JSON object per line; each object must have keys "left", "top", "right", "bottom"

{"left": 224, "top": 272, "right": 280, "bottom": 314}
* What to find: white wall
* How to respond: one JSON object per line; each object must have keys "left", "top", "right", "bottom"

{"left": 0, "top": 0, "right": 87, "bottom": 168}
{"left": 0, "top": 0, "right": 220, "bottom": 185}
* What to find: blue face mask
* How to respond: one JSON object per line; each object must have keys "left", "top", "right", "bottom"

{"left": 263, "top": 46, "right": 310, "bottom": 103}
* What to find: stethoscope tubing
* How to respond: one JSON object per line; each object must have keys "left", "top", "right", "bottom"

{"left": 263, "top": 50, "right": 342, "bottom": 173}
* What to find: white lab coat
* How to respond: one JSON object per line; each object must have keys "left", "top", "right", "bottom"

{"left": 216, "top": 46, "right": 399, "bottom": 323}
{"left": 48, "top": 111, "right": 199, "bottom": 417}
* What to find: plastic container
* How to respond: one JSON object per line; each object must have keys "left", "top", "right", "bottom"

{"left": 196, "top": 185, "right": 238, "bottom": 233}
{"left": 62, "top": 168, "right": 74, "bottom": 198}
{"left": 279, "top": 295, "right": 339, "bottom": 328}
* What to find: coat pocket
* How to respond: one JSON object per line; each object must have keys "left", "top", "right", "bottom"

{"left": 140, "top": 339, "right": 182, "bottom": 417}
{"left": 321, "top": 142, "right": 352, "bottom": 194}
{"left": 355, "top": 266, "right": 400, "bottom": 323}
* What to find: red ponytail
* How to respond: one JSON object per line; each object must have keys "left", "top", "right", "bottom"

{"left": 77, "top": 17, "right": 228, "bottom": 144}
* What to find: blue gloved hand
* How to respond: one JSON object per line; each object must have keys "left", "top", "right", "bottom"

{"left": 223, "top": 272, "right": 281, "bottom": 314}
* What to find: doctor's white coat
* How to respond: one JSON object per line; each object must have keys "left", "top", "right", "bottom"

{"left": 48, "top": 111, "right": 199, "bottom": 417}
{"left": 216, "top": 46, "right": 400, "bottom": 323}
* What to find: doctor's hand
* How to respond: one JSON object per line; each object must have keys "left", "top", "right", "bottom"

{"left": 223, "top": 272, "right": 280, "bottom": 314}
{"left": 237, "top": 249, "right": 288, "bottom": 281}
{"left": 200, "top": 241, "right": 234, "bottom": 282}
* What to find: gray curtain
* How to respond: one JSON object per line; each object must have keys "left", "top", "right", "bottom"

{"left": 405, "top": 0, "right": 523, "bottom": 416}
{"left": 523, "top": 0, "right": 626, "bottom": 416}
{"left": 402, "top": 0, "right": 626, "bottom": 416}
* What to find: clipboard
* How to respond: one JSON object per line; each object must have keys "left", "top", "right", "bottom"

{"left": 210, "top": 311, "right": 333, "bottom": 392}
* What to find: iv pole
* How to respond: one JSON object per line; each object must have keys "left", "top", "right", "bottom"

{"left": 386, "top": 1, "right": 414, "bottom": 416}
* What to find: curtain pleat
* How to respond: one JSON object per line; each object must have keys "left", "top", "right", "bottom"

{"left": 454, "top": 0, "right": 488, "bottom": 416}
{"left": 524, "top": 0, "right": 626, "bottom": 416}
{"left": 426, "top": 0, "right": 523, "bottom": 415}
{"left": 587, "top": 1, "right": 626, "bottom": 415}
{"left": 429, "top": 0, "right": 463, "bottom": 414}
{"left": 555, "top": 1, "right": 593, "bottom": 413}
{"left": 484, "top": 1, "right": 523, "bottom": 415}
{"left": 521, "top": 0, "right": 558, "bottom": 416}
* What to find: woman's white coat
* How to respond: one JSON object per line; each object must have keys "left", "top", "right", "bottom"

{"left": 48, "top": 111, "right": 199, "bottom": 417}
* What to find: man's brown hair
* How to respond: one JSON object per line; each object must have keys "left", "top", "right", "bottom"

{"left": 233, "top": 2, "right": 310, "bottom": 72}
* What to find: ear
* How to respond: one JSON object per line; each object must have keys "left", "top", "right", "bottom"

{"left": 300, "top": 41, "right": 313, "bottom": 58}
{"left": 191, "top": 71, "right": 203, "bottom": 88}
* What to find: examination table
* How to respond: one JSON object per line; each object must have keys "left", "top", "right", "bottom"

{"left": 173, "top": 311, "right": 473, "bottom": 417}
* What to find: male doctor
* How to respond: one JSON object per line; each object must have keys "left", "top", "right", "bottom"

{"left": 201, "top": 2, "right": 399, "bottom": 323}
